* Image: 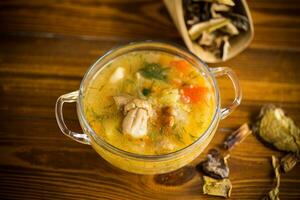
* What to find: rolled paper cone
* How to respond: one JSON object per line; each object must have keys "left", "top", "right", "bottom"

{"left": 163, "top": 0, "right": 254, "bottom": 63}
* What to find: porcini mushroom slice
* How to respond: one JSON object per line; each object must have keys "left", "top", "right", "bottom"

{"left": 215, "top": 0, "right": 235, "bottom": 6}
{"left": 253, "top": 104, "right": 300, "bottom": 153}
{"left": 210, "top": 3, "right": 231, "bottom": 18}
{"left": 221, "top": 22, "right": 239, "bottom": 35}
{"left": 220, "top": 38, "right": 230, "bottom": 60}
{"left": 199, "top": 31, "right": 215, "bottom": 46}
{"left": 200, "top": 149, "right": 230, "bottom": 179}
{"left": 188, "top": 18, "right": 229, "bottom": 40}
{"left": 203, "top": 176, "right": 232, "bottom": 198}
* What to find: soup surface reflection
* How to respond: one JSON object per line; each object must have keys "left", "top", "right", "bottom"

{"left": 84, "top": 51, "right": 215, "bottom": 155}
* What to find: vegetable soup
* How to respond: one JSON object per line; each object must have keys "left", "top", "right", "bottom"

{"left": 83, "top": 51, "right": 216, "bottom": 155}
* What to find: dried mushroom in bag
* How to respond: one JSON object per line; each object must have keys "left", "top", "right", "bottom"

{"left": 198, "top": 31, "right": 215, "bottom": 46}
{"left": 222, "top": 12, "right": 249, "bottom": 31}
{"left": 210, "top": 3, "right": 231, "bottom": 18}
{"left": 183, "top": 0, "right": 250, "bottom": 60}
{"left": 253, "top": 104, "right": 300, "bottom": 153}
{"left": 214, "top": 0, "right": 235, "bottom": 6}
{"left": 203, "top": 176, "right": 232, "bottom": 198}
{"left": 188, "top": 18, "right": 229, "bottom": 40}
{"left": 220, "top": 37, "right": 230, "bottom": 60}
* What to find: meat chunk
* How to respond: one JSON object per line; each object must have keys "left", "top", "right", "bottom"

{"left": 114, "top": 96, "right": 153, "bottom": 139}
{"left": 161, "top": 106, "right": 175, "bottom": 127}
{"left": 122, "top": 108, "right": 148, "bottom": 138}
{"left": 124, "top": 99, "right": 153, "bottom": 117}
{"left": 113, "top": 95, "right": 132, "bottom": 110}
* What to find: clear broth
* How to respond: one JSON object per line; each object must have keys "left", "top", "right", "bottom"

{"left": 84, "top": 51, "right": 215, "bottom": 155}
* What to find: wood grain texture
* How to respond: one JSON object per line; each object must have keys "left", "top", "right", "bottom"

{"left": 0, "top": 0, "right": 300, "bottom": 199}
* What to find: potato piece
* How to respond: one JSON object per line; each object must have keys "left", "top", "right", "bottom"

{"left": 109, "top": 67, "right": 125, "bottom": 83}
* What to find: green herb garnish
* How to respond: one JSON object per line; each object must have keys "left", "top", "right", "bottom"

{"left": 139, "top": 63, "right": 168, "bottom": 81}
{"left": 189, "top": 133, "right": 198, "bottom": 141}
{"left": 174, "top": 131, "right": 184, "bottom": 144}
{"left": 142, "top": 88, "right": 151, "bottom": 96}
{"left": 98, "top": 85, "right": 105, "bottom": 92}
{"left": 115, "top": 127, "right": 122, "bottom": 135}
{"left": 149, "top": 131, "right": 158, "bottom": 142}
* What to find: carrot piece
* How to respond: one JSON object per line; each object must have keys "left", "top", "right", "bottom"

{"left": 169, "top": 60, "right": 190, "bottom": 74}
{"left": 181, "top": 85, "right": 208, "bottom": 104}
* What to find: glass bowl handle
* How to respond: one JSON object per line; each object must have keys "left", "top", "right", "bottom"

{"left": 55, "top": 90, "right": 91, "bottom": 145}
{"left": 210, "top": 67, "right": 242, "bottom": 120}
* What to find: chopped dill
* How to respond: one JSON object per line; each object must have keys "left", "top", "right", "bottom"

{"left": 142, "top": 88, "right": 151, "bottom": 96}
{"left": 196, "top": 120, "right": 204, "bottom": 127}
{"left": 89, "top": 107, "right": 117, "bottom": 121}
{"left": 189, "top": 133, "right": 198, "bottom": 141}
{"left": 139, "top": 63, "right": 168, "bottom": 81}
{"left": 149, "top": 131, "right": 158, "bottom": 142}
{"left": 188, "top": 71, "right": 198, "bottom": 79}
{"left": 104, "top": 103, "right": 114, "bottom": 109}
{"left": 115, "top": 127, "right": 122, "bottom": 135}
{"left": 98, "top": 85, "right": 105, "bottom": 92}
{"left": 174, "top": 131, "right": 184, "bottom": 144}
{"left": 154, "top": 150, "right": 160, "bottom": 155}
{"left": 89, "top": 87, "right": 99, "bottom": 90}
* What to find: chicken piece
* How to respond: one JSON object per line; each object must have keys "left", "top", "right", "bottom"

{"left": 122, "top": 108, "right": 148, "bottom": 138}
{"left": 114, "top": 96, "right": 153, "bottom": 139}
{"left": 113, "top": 95, "right": 132, "bottom": 109}
{"left": 124, "top": 99, "right": 153, "bottom": 117}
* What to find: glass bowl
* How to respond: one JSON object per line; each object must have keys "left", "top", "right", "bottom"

{"left": 55, "top": 41, "right": 241, "bottom": 174}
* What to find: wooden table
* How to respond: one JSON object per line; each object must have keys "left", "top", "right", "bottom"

{"left": 1, "top": 0, "right": 299, "bottom": 199}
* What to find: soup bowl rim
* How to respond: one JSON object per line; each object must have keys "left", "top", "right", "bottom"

{"left": 77, "top": 40, "right": 221, "bottom": 161}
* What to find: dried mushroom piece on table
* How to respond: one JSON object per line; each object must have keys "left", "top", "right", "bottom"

{"left": 183, "top": 0, "right": 249, "bottom": 60}
{"left": 203, "top": 176, "right": 232, "bottom": 198}
{"left": 262, "top": 156, "right": 280, "bottom": 200}
{"left": 200, "top": 149, "right": 230, "bottom": 179}
{"left": 280, "top": 153, "right": 299, "bottom": 173}
{"left": 253, "top": 104, "right": 300, "bottom": 153}
{"left": 224, "top": 123, "right": 252, "bottom": 150}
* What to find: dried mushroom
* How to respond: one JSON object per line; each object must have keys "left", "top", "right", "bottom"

{"left": 188, "top": 18, "right": 229, "bottom": 40}
{"left": 262, "top": 156, "right": 280, "bottom": 200}
{"left": 161, "top": 106, "right": 175, "bottom": 127}
{"left": 183, "top": 0, "right": 249, "bottom": 60}
{"left": 199, "top": 31, "right": 215, "bottom": 46}
{"left": 223, "top": 12, "right": 249, "bottom": 31}
{"left": 215, "top": 0, "right": 235, "bottom": 6}
{"left": 203, "top": 176, "right": 232, "bottom": 198}
{"left": 253, "top": 104, "right": 300, "bottom": 153}
{"left": 280, "top": 153, "right": 299, "bottom": 173}
{"left": 224, "top": 123, "right": 252, "bottom": 150}
{"left": 220, "top": 38, "right": 230, "bottom": 60}
{"left": 200, "top": 149, "right": 230, "bottom": 179}
{"left": 210, "top": 3, "right": 231, "bottom": 18}
{"left": 221, "top": 21, "right": 239, "bottom": 35}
